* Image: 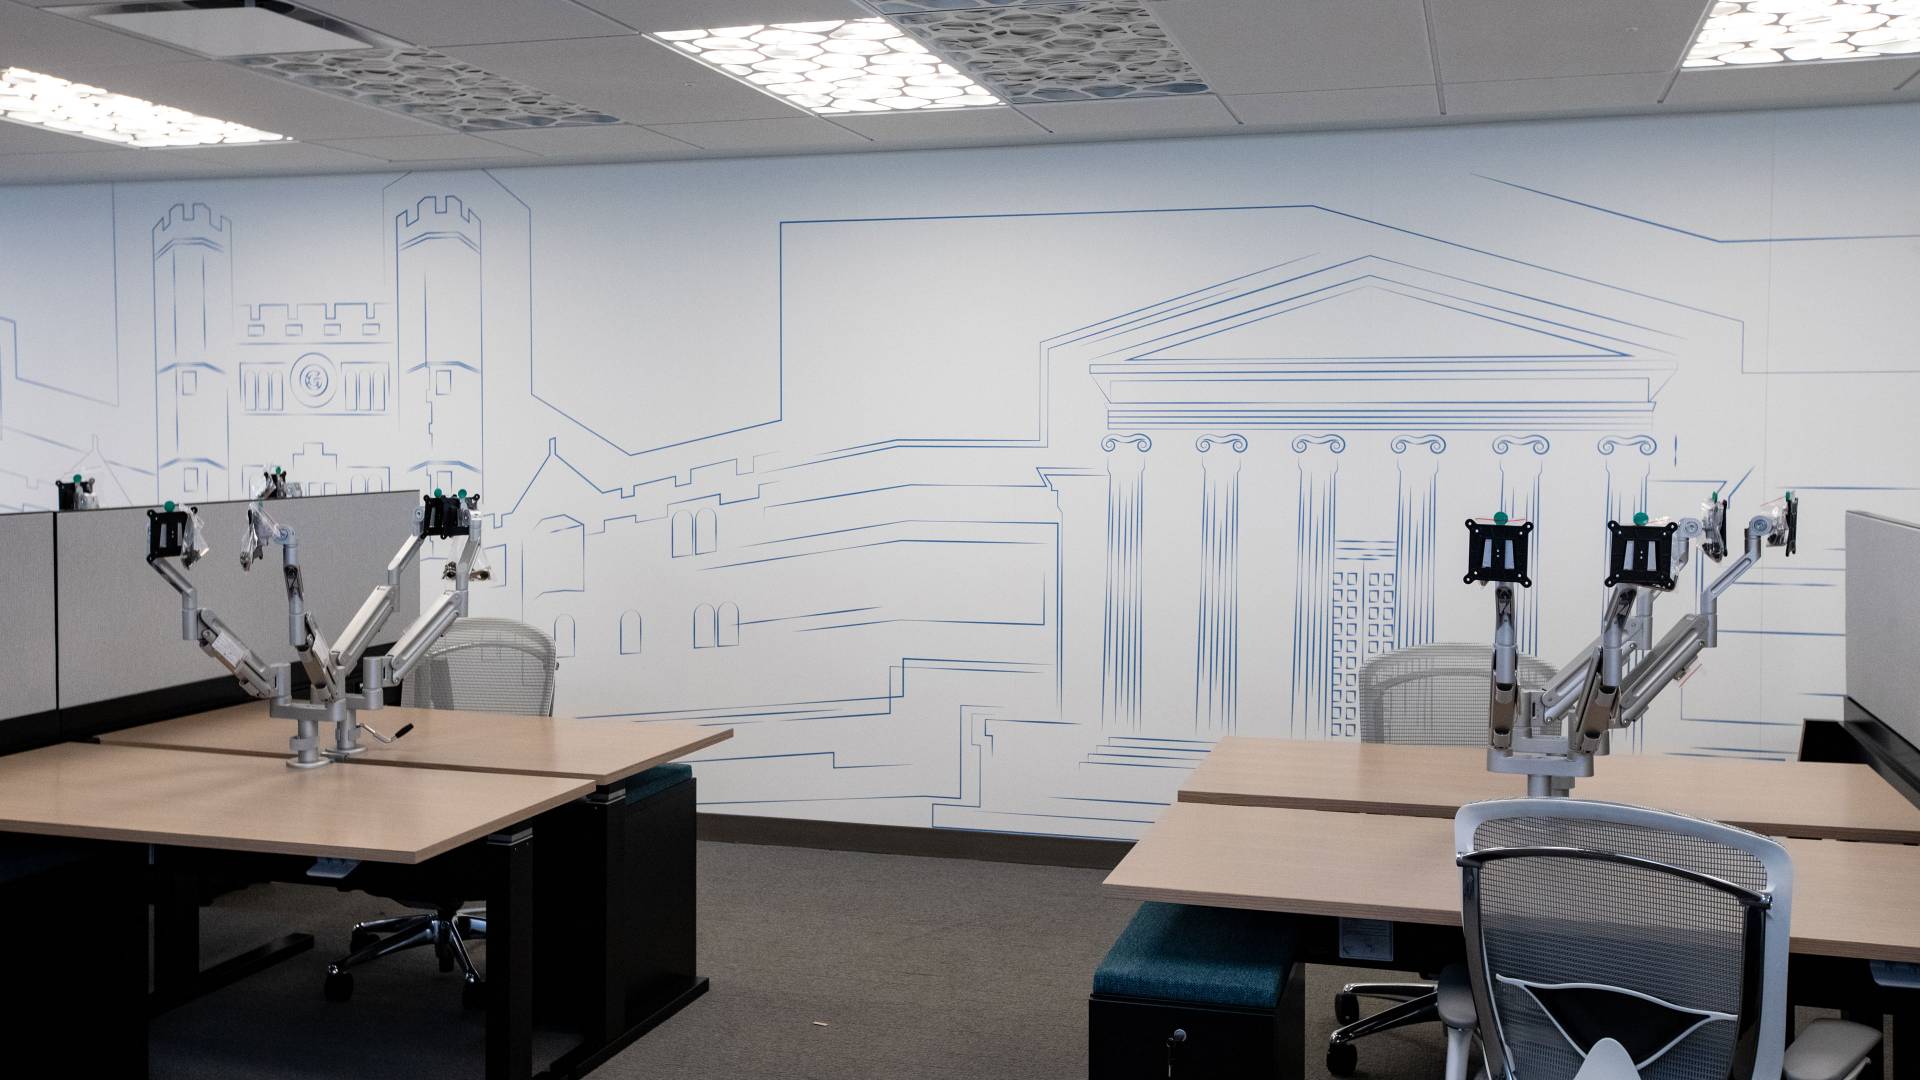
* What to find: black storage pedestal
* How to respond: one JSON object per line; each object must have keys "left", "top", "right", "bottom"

{"left": 1090, "top": 967, "right": 1305, "bottom": 1080}
{"left": 537, "top": 766, "right": 706, "bottom": 1079}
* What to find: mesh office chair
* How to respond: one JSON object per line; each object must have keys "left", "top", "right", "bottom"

{"left": 1327, "top": 643, "right": 1558, "bottom": 1076}
{"left": 1452, "top": 798, "right": 1880, "bottom": 1080}
{"left": 322, "top": 618, "right": 558, "bottom": 1007}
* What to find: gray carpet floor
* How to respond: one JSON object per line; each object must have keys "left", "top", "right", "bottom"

{"left": 153, "top": 839, "right": 1862, "bottom": 1079}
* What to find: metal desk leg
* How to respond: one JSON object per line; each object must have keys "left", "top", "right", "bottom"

{"left": 148, "top": 855, "right": 313, "bottom": 1014}
{"left": 486, "top": 828, "right": 534, "bottom": 1080}
{"left": 586, "top": 789, "right": 629, "bottom": 1047}
{"left": 1892, "top": 1004, "right": 1914, "bottom": 1080}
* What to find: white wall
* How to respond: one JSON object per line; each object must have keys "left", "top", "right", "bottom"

{"left": 3, "top": 103, "right": 1917, "bottom": 837}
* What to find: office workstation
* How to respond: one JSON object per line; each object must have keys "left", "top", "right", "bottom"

{"left": 1, "top": 2, "right": 1918, "bottom": 1078}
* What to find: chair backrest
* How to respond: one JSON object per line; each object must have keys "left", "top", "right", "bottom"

{"left": 399, "top": 617, "right": 558, "bottom": 717}
{"left": 1358, "top": 644, "right": 1557, "bottom": 745}
{"left": 1454, "top": 799, "right": 1793, "bottom": 1080}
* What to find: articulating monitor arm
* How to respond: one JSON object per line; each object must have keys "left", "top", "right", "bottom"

{"left": 1466, "top": 490, "right": 1798, "bottom": 795}
{"left": 144, "top": 481, "right": 488, "bottom": 768}
{"left": 147, "top": 503, "right": 281, "bottom": 700}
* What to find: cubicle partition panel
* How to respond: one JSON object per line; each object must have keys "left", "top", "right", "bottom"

{"left": 0, "top": 512, "right": 58, "bottom": 750}
{"left": 1844, "top": 511, "right": 1920, "bottom": 752}
{"left": 55, "top": 491, "right": 423, "bottom": 736}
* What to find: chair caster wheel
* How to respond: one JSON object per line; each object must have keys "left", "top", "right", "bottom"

{"left": 462, "top": 978, "right": 486, "bottom": 1011}
{"left": 324, "top": 971, "right": 354, "bottom": 1003}
{"left": 1328, "top": 1042, "right": 1358, "bottom": 1077}
{"left": 1335, "top": 991, "right": 1359, "bottom": 1023}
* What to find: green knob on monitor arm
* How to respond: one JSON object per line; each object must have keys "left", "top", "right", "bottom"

{"left": 1492, "top": 511, "right": 1508, "bottom": 525}
{"left": 1634, "top": 512, "right": 1649, "bottom": 526}
{"left": 164, "top": 501, "right": 176, "bottom": 512}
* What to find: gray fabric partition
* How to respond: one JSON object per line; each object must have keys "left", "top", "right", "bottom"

{"left": 56, "top": 491, "right": 423, "bottom": 709}
{"left": 1845, "top": 510, "right": 1920, "bottom": 749}
{"left": 0, "top": 512, "right": 57, "bottom": 721}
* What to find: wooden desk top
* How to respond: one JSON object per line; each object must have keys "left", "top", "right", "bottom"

{"left": 1104, "top": 801, "right": 1920, "bottom": 963}
{"left": 0, "top": 743, "right": 591, "bottom": 864}
{"left": 100, "top": 702, "right": 732, "bottom": 786}
{"left": 1179, "top": 737, "right": 1920, "bottom": 845}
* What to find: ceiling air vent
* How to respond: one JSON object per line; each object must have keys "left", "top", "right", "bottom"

{"left": 52, "top": 1, "right": 379, "bottom": 58}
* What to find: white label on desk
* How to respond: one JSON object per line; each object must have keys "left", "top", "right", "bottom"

{"left": 209, "top": 631, "right": 248, "bottom": 667}
{"left": 1339, "top": 918, "right": 1395, "bottom": 962}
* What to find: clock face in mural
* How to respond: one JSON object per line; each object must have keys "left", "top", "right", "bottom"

{"left": 291, "top": 353, "right": 336, "bottom": 410}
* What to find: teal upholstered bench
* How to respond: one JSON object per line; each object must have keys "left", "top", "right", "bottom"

{"left": 1090, "top": 902, "right": 1303, "bottom": 1080}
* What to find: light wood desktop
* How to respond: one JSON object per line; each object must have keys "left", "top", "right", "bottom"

{"left": 101, "top": 701, "right": 733, "bottom": 786}
{"left": 0, "top": 741, "right": 591, "bottom": 863}
{"left": 1105, "top": 801, "right": 1920, "bottom": 964}
{"left": 1180, "top": 736, "right": 1920, "bottom": 845}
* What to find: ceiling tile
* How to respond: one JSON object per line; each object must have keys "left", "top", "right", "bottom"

{"left": 312, "top": 133, "right": 542, "bottom": 162}
{"left": 644, "top": 116, "right": 870, "bottom": 151}
{"left": 828, "top": 106, "right": 1049, "bottom": 144}
{"left": 0, "top": 118, "right": 123, "bottom": 154}
{"left": 171, "top": 140, "right": 393, "bottom": 173}
{"left": 1429, "top": 0, "right": 1702, "bottom": 82}
{"left": 1016, "top": 93, "right": 1240, "bottom": 135}
{"left": 294, "top": 0, "right": 636, "bottom": 48}
{"left": 1666, "top": 60, "right": 1920, "bottom": 106}
{"left": 1151, "top": 0, "right": 1435, "bottom": 94}
{"left": 442, "top": 37, "right": 803, "bottom": 125}
{"left": 472, "top": 123, "right": 700, "bottom": 158}
{"left": 0, "top": 148, "right": 224, "bottom": 185}
{"left": 1445, "top": 72, "right": 1671, "bottom": 117}
{"left": 65, "top": 60, "right": 450, "bottom": 140}
{"left": 1224, "top": 86, "right": 1440, "bottom": 127}
{"left": 577, "top": 0, "right": 871, "bottom": 33}
{"left": 0, "top": 2, "right": 200, "bottom": 73}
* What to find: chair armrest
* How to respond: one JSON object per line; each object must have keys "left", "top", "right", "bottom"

{"left": 1783, "top": 1019, "right": 1881, "bottom": 1080}
{"left": 1437, "top": 963, "right": 1477, "bottom": 1031}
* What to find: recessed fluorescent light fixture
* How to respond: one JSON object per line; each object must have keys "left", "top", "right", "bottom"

{"left": 0, "top": 67, "right": 286, "bottom": 147}
{"left": 1686, "top": 0, "right": 1920, "bottom": 66}
{"left": 646, "top": 18, "right": 1002, "bottom": 114}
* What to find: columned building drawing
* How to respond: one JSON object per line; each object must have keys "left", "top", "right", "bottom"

{"left": 1070, "top": 249, "right": 1700, "bottom": 739}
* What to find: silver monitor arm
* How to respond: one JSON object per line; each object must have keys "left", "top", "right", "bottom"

{"left": 146, "top": 479, "right": 488, "bottom": 768}
{"left": 1467, "top": 491, "right": 1797, "bottom": 796}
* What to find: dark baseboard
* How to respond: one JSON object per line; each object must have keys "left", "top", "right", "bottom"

{"left": 697, "top": 813, "right": 1132, "bottom": 870}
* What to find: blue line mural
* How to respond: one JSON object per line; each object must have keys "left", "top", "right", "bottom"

{"left": 1, "top": 111, "right": 1915, "bottom": 832}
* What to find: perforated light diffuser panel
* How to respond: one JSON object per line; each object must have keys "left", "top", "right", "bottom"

{"left": 234, "top": 48, "right": 622, "bottom": 132}
{"left": 0, "top": 66, "right": 286, "bottom": 147}
{"left": 648, "top": 19, "right": 1002, "bottom": 115}
{"left": 886, "top": 0, "right": 1210, "bottom": 103}
{"left": 1686, "top": 0, "right": 1920, "bottom": 66}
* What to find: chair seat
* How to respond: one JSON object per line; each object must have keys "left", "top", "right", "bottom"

{"left": 1783, "top": 1019, "right": 1882, "bottom": 1080}
{"left": 1094, "top": 902, "right": 1296, "bottom": 1010}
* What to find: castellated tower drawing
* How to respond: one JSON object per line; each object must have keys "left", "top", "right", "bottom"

{"left": 153, "top": 203, "right": 233, "bottom": 501}
{"left": 397, "top": 195, "right": 483, "bottom": 496}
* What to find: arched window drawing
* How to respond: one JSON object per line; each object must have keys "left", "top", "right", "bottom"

{"left": 552, "top": 614, "right": 576, "bottom": 659}
{"left": 671, "top": 511, "right": 694, "bottom": 557}
{"left": 694, "top": 508, "right": 718, "bottom": 555}
{"left": 619, "top": 610, "right": 642, "bottom": 656}
{"left": 692, "top": 604, "right": 716, "bottom": 649}
{"left": 716, "top": 602, "right": 740, "bottom": 647}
